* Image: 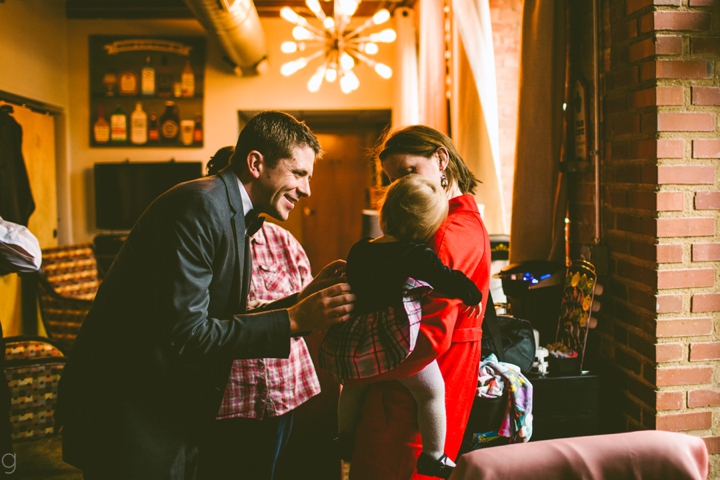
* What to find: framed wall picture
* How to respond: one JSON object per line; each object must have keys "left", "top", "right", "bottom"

{"left": 89, "top": 36, "right": 206, "bottom": 148}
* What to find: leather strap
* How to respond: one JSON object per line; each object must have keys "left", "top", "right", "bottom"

{"left": 482, "top": 291, "right": 506, "bottom": 363}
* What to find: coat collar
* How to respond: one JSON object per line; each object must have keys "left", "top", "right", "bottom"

{"left": 449, "top": 194, "right": 480, "bottom": 215}
{"left": 218, "top": 165, "right": 243, "bottom": 217}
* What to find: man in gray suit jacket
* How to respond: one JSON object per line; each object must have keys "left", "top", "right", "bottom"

{"left": 55, "top": 111, "right": 355, "bottom": 479}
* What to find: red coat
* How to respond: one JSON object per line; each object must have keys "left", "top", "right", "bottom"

{"left": 348, "top": 194, "right": 491, "bottom": 480}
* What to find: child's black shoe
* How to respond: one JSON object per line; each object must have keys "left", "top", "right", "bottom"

{"left": 416, "top": 453, "right": 455, "bottom": 479}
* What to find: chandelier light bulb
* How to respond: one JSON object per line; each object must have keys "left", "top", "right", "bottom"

{"left": 325, "top": 66, "right": 338, "bottom": 82}
{"left": 340, "top": 74, "right": 354, "bottom": 94}
{"left": 374, "top": 63, "right": 392, "bottom": 79}
{"left": 372, "top": 9, "right": 391, "bottom": 25}
{"left": 345, "top": 70, "right": 360, "bottom": 91}
{"left": 280, "top": 7, "right": 302, "bottom": 24}
{"left": 308, "top": 70, "right": 325, "bottom": 92}
{"left": 280, "top": 62, "right": 297, "bottom": 76}
{"left": 280, "top": 58, "right": 308, "bottom": 76}
{"left": 377, "top": 28, "right": 397, "bottom": 43}
{"left": 323, "top": 17, "right": 335, "bottom": 30}
{"left": 363, "top": 42, "right": 379, "bottom": 54}
{"left": 336, "top": 0, "right": 360, "bottom": 17}
{"left": 305, "top": 0, "right": 323, "bottom": 16}
{"left": 281, "top": 41, "right": 298, "bottom": 53}
{"left": 340, "top": 52, "right": 355, "bottom": 70}
{"left": 292, "top": 26, "right": 313, "bottom": 41}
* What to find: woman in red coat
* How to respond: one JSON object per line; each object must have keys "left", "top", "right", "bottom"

{"left": 347, "top": 125, "right": 491, "bottom": 480}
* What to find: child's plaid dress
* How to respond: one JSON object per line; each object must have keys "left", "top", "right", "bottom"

{"left": 318, "top": 278, "right": 431, "bottom": 380}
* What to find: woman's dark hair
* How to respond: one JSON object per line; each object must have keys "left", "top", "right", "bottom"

{"left": 206, "top": 146, "right": 234, "bottom": 175}
{"left": 377, "top": 125, "right": 479, "bottom": 195}
{"left": 231, "top": 111, "right": 322, "bottom": 173}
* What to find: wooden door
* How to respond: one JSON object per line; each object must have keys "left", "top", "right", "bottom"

{"left": 0, "top": 101, "right": 58, "bottom": 336}
{"left": 298, "top": 130, "right": 375, "bottom": 272}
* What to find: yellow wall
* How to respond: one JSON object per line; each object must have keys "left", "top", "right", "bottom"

{"left": 0, "top": 2, "right": 395, "bottom": 245}
{"left": 0, "top": 1, "right": 69, "bottom": 107}
{"left": 65, "top": 17, "right": 395, "bottom": 244}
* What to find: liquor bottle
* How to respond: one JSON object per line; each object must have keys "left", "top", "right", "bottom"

{"left": 110, "top": 106, "right": 127, "bottom": 143}
{"left": 119, "top": 68, "right": 138, "bottom": 96}
{"left": 141, "top": 56, "right": 155, "bottom": 97}
{"left": 193, "top": 114, "right": 203, "bottom": 144}
{"left": 181, "top": 59, "right": 195, "bottom": 97}
{"left": 93, "top": 104, "right": 110, "bottom": 144}
{"left": 159, "top": 101, "right": 180, "bottom": 143}
{"left": 148, "top": 112, "right": 160, "bottom": 143}
{"left": 130, "top": 102, "right": 148, "bottom": 145}
{"left": 156, "top": 55, "right": 173, "bottom": 98}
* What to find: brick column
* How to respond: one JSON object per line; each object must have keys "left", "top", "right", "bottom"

{"left": 569, "top": 0, "right": 719, "bottom": 473}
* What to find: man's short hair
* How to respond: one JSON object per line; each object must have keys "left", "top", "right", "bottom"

{"left": 231, "top": 111, "right": 322, "bottom": 172}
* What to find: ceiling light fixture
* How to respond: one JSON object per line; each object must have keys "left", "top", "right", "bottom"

{"left": 279, "top": 0, "right": 396, "bottom": 93}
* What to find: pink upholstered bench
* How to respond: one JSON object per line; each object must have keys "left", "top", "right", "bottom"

{"left": 451, "top": 430, "right": 709, "bottom": 480}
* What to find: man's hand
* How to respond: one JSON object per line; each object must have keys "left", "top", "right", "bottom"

{"left": 288, "top": 283, "right": 355, "bottom": 334}
{"left": 298, "top": 259, "right": 347, "bottom": 302}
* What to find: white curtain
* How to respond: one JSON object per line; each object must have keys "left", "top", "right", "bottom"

{"left": 450, "top": 0, "right": 507, "bottom": 234}
{"left": 451, "top": 0, "right": 501, "bottom": 174}
{"left": 392, "top": 7, "right": 419, "bottom": 129}
{"left": 413, "top": 0, "right": 507, "bottom": 234}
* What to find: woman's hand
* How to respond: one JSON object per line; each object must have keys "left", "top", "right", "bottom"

{"left": 463, "top": 303, "right": 482, "bottom": 319}
{"left": 298, "top": 259, "right": 348, "bottom": 302}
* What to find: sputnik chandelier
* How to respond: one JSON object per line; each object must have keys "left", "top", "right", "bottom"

{"left": 279, "top": 0, "right": 396, "bottom": 93}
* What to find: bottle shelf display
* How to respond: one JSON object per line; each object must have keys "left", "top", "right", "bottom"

{"left": 89, "top": 36, "right": 205, "bottom": 148}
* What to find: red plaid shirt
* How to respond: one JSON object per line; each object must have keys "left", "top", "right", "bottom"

{"left": 216, "top": 222, "right": 320, "bottom": 420}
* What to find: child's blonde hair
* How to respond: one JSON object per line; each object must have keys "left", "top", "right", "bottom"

{"left": 379, "top": 174, "right": 449, "bottom": 243}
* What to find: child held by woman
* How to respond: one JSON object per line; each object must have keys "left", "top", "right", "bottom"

{"left": 319, "top": 174, "right": 481, "bottom": 479}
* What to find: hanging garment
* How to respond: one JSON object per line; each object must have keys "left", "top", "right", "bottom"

{"left": 0, "top": 105, "right": 35, "bottom": 226}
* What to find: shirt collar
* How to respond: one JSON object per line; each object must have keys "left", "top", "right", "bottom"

{"left": 236, "top": 176, "right": 254, "bottom": 217}
{"left": 250, "top": 225, "right": 267, "bottom": 245}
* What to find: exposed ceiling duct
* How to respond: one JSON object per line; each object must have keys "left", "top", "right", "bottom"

{"left": 183, "top": 0, "right": 269, "bottom": 76}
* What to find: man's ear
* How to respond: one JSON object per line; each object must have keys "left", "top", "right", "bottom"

{"left": 246, "top": 151, "right": 264, "bottom": 179}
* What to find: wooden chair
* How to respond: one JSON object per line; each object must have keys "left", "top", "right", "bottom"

{"left": 37, "top": 244, "right": 100, "bottom": 353}
{"left": 3, "top": 336, "right": 82, "bottom": 478}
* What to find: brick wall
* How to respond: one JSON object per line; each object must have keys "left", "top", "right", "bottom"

{"left": 567, "top": 0, "right": 719, "bottom": 475}
{"left": 489, "top": 0, "right": 523, "bottom": 232}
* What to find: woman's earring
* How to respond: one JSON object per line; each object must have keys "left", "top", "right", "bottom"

{"left": 441, "top": 173, "right": 449, "bottom": 188}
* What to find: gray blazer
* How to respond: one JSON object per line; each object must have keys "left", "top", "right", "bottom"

{"left": 56, "top": 167, "right": 294, "bottom": 478}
